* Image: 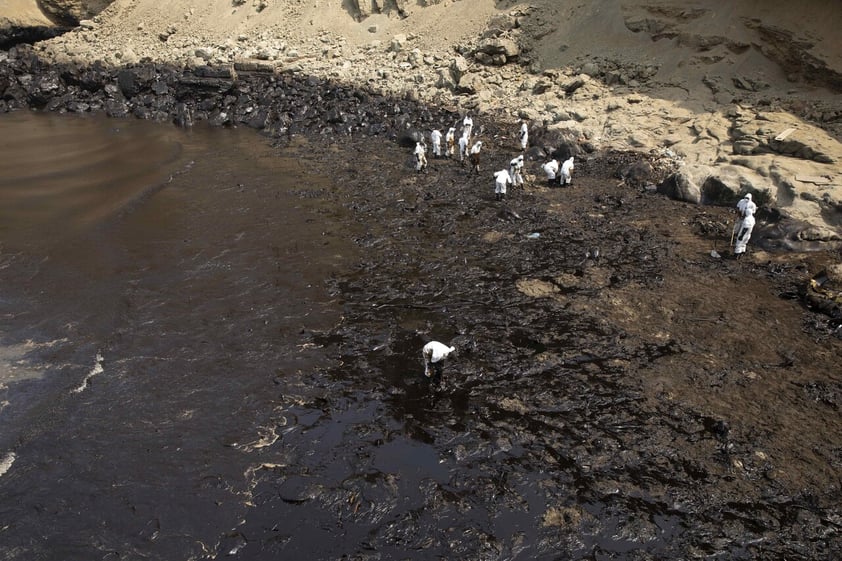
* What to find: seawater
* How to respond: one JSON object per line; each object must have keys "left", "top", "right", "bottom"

{"left": 0, "top": 111, "right": 354, "bottom": 559}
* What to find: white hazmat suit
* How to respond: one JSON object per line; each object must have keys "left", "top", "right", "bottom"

{"left": 509, "top": 155, "right": 525, "bottom": 187}
{"left": 414, "top": 141, "right": 427, "bottom": 172}
{"left": 469, "top": 141, "right": 483, "bottom": 173}
{"left": 423, "top": 341, "right": 455, "bottom": 383}
{"left": 542, "top": 159, "right": 559, "bottom": 182}
{"left": 560, "top": 157, "right": 574, "bottom": 186}
{"left": 445, "top": 127, "right": 456, "bottom": 159}
{"left": 458, "top": 133, "right": 469, "bottom": 163}
{"left": 733, "top": 207, "right": 756, "bottom": 256}
{"left": 737, "top": 193, "right": 757, "bottom": 217}
{"left": 430, "top": 129, "right": 442, "bottom": 158}
{"left": 494, "top": 169, "right": 512, "bottom": 200}
{"left": 519, "top": 121, "right": 529, "bottom": 150}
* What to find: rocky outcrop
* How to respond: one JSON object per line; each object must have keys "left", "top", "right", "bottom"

{"left": 39, "top": 0, "right": 116, "bottom": 25}
{"left": 1, "top": 0, "right": 113, "bottom": 47}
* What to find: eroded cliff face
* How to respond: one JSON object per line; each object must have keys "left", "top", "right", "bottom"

{"left": 38, "top": 0, "right": 115, "bottom": 25}
{"left": 1, "top": 0, "right": 114, "bottom": 46}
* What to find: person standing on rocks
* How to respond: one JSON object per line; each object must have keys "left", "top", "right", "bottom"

{"left": 733, "top": 192, "right": 757, "bottom": 246}
{"left": 414, "top": 140, "right": 428, "bottom": 173}
{"left": 509, "top": 154, "right": 525, "bottom": 188}
{"left": 560, "top": 156, "right": 575, "bottom": 186}
{"left": 458, "top": 132, "right": 469, "bottom": 164}
{"left": 733, "top": 206, "right": 756, "bottom": 258}
{"left": 469, "top": 140, "right": 483, "bottom": 174}
{"left": 430, "top": 128, "right": 442, "bottom": 159}
{"left": 494, "top": 168, "right": 512, "bottom": 201}
{"left": 463, "top": 114, "right": 473, "bottom": 140}
{"left": 423, "top": 340, "right": 456, "bottom": 386}
{"left": 542, "top": 158, "right": 559, "bottom": 185}
{"left": 445, "top": 127, "right": 456, "bottom": 159}
{"left": 519, "top": 120, "right": 529, "bottom": 150}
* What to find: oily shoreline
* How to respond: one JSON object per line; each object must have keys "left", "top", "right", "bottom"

{"left": 1, "top": 44, "right": 472, "bottom": 145}
{"left": 3, "top": 43, "right": 842, "bottom": 559}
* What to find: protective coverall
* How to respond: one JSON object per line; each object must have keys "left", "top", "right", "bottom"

{"left": 423, "top": 341, "right": 455, "bottom": 384}
{"left": 469, "top": 141, "right": 483, "bottom": 174}
{"left": 463, "top": 115, "right": 473, "bottom": 140}
{"left": 542, "top": 159, "right": 559, "bottom": 183}
{"left": 519, "top": 121, "right": 529, "bottom": 150}
{"left": 414, "top": 141, "right": 427, "bottom": 172}
{"left": 733, "top": 207, "right": 756, "bottom": 257}
{"left": 445, "top": 127, "right": 456, "bottom": 159}
{"left": 494, "top": 168, "right": 512, "bottom": 200}
{"left": 560, "top": 157, "right": 574, "bottom": 186}
{"left": 458, "top": 133, "right": 469, "bottom": 163}
{"left": 430, "top": 129, "right": 442, "bottom": 158}
{"left": 509, "top": 155, "right": 525, "bottom": 187}
{"left": 737, "top": 193, "right": 757, "bottom": 217}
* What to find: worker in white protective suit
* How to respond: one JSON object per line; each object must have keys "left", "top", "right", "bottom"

{"left": 458, "top": 132, "right": 469, "bottom": 164}
{"left": 422, "top": 340, "right": 456, "bottom": 385}
{"left": 542, "top": 159, "right": 559, "bottom": 185}
{"left": 445, "top": 127, "right": 456, "bottom": 159}
{"left": 559, "top": 156, "right": 574, "bottom": 186}
{"left": 519, "top": 121, "right": 529, "bottom": 150}
{"left": 733, "top": 206, "right": 756, "bottom": 258}
{"left": 463, "top": 114, "right": 473, "bottom": 139}
{"left": 494, "top": 168, "right": 512, "bottom": 201}
{"left": 414, "top": 140, "right": 427, "bottom": 173}
{"left": 430, "top": 129, "right": 442, "bottom": 158}
{"left": 469, "top": 140, "right": 483, "bottom": 174}
{"left": 733, "top": 192, "right": 757, "bottom": 247}
{"left": 736, "top": 193, "right": 757, "bottom": 218}
{"left": 509, "top": 154, "right": 525, "bottom": 188}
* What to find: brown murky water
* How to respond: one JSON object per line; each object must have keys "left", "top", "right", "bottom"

{"left": 0, "top": 112, "right": 356, "bottom": 559}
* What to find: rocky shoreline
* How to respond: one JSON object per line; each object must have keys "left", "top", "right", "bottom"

{"left": 3, "top": 40, "right": 842, "bottom": 320}
{"left": 3, "top": 20, "right": 842, "bottom": 559}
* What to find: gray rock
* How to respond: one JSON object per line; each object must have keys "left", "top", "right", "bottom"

{"left": 450, "top": 55, "right": 469, "bottom": 83}
{"left": 389, "top": 34, "right": 408, "bottom": 53}
{"left": 457, "top": 72, "right": 485, "bottom": 94}
{"left": 39, "top": 0, "right": 114, "bottom": 25}
{"left": 476, "top": 37, "right": 519, "bottom": 59}
{"left": 436, "top": 68, "right": 456, "bottom": 90}
{"left": 658, "top": 171, "right": 702, "bottom": 204}
{"left": 580, "top": 62, "right": 599, "bottom": 77}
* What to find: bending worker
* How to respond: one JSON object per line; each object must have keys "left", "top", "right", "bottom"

{"left": 423, "top": 340, "right": 456, "bottom": 385}
{"left": 542, "top": 158, "right": 559, "bottom": 185}
{"left": 494, "top": 168, "right": 512, "bottom": 201}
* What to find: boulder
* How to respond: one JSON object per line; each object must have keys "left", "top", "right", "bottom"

{"left": 39, "top": 0, "right": 115, "bottom": 26}
{"left": 474, "top": 37, "right": 519, "bottom": 65}
{"left": 450, "top": 56, "right": 469, "bottom": 83}
{"left": 389, "top": 34, "right": 408, "bottom": 53}
{"left": 658, "top": 170, "right": 702, "bottom": 204}
{"left": 456, "top": 72, "right": 484, "bottom": 95}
